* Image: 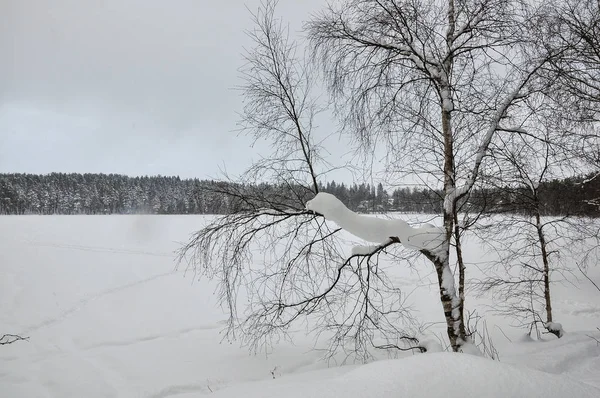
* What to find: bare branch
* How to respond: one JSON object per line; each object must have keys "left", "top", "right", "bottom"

{"left": 0, "top": 334, "right": 29, "bottom": 345}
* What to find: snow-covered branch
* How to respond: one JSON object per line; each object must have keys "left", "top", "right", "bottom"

{"left": 582, "top": 172, "right": 600, "bottom": 185}
{"left": 451, "top": 61, "right": 547, "bottom": 206}
{"left": 306, "top": 192, "right": 445, "bottom": 253}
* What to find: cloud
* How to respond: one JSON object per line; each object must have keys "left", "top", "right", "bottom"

{"left": 0, "top": 0, "right": 331, "bottom": 178}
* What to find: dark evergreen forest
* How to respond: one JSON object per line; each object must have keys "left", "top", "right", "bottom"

{"left": 0, "top": 172, "right": 598, "bottom": 216}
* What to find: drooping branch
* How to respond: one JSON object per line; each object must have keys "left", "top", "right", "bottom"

{"left": 178, "top": 186, "right": 422, "bottom": 358}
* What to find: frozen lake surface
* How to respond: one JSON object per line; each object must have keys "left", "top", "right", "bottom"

{"left": 1, "top": 215, "right": 599, "bottom": 397}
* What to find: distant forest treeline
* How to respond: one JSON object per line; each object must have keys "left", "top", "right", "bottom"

{"left": 0, "top": 172, "right": 598, "bottom": 216}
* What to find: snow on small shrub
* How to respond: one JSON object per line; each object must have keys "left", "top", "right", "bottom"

{"left": 545, "top": 322, "right": 565, "bottom": 338}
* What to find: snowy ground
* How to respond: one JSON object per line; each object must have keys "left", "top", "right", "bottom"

{"left": 1, "top": 215, "right": 599, "bottom": 397}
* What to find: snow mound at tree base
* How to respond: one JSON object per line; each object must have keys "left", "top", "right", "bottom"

{"left": 212, "top": 352, "right": 600, "bottom": 398}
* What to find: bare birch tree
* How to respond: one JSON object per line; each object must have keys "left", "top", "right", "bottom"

{"left": 179, "top": 0, "right": 424, "bottom": 360}
{"left": 308, "top": 0, "right": 561, "bottom": 351}
{"left": 477, "top": 128, "right": 569, "bottom": 337}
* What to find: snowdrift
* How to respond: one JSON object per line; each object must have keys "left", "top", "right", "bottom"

{"left": 211, "top": 352, "right": 600, "bottom": 398}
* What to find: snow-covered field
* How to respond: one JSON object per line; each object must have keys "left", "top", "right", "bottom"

{"left": 1, "top": 215, "right": 600, "bottom": 397}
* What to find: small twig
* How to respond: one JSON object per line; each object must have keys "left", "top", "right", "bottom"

{"left": 586, "top": 328, "right": 600, "bottom": 346}
{"left": 495, "top": 325, "right": 513, "bottom": 343}
{"left": 0, "top": 334, "right": 29, "bottom": 345}
{"left": 577, "top": 262, "right": 600, "bottom": 293}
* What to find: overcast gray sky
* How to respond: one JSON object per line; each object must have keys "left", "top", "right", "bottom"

{"left": 0, "top": 0, "right": 347, "bottom": 180}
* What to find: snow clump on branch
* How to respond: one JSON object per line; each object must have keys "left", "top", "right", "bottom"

{"left": 306, "top": 192, "right": 445, "bottom": 253}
